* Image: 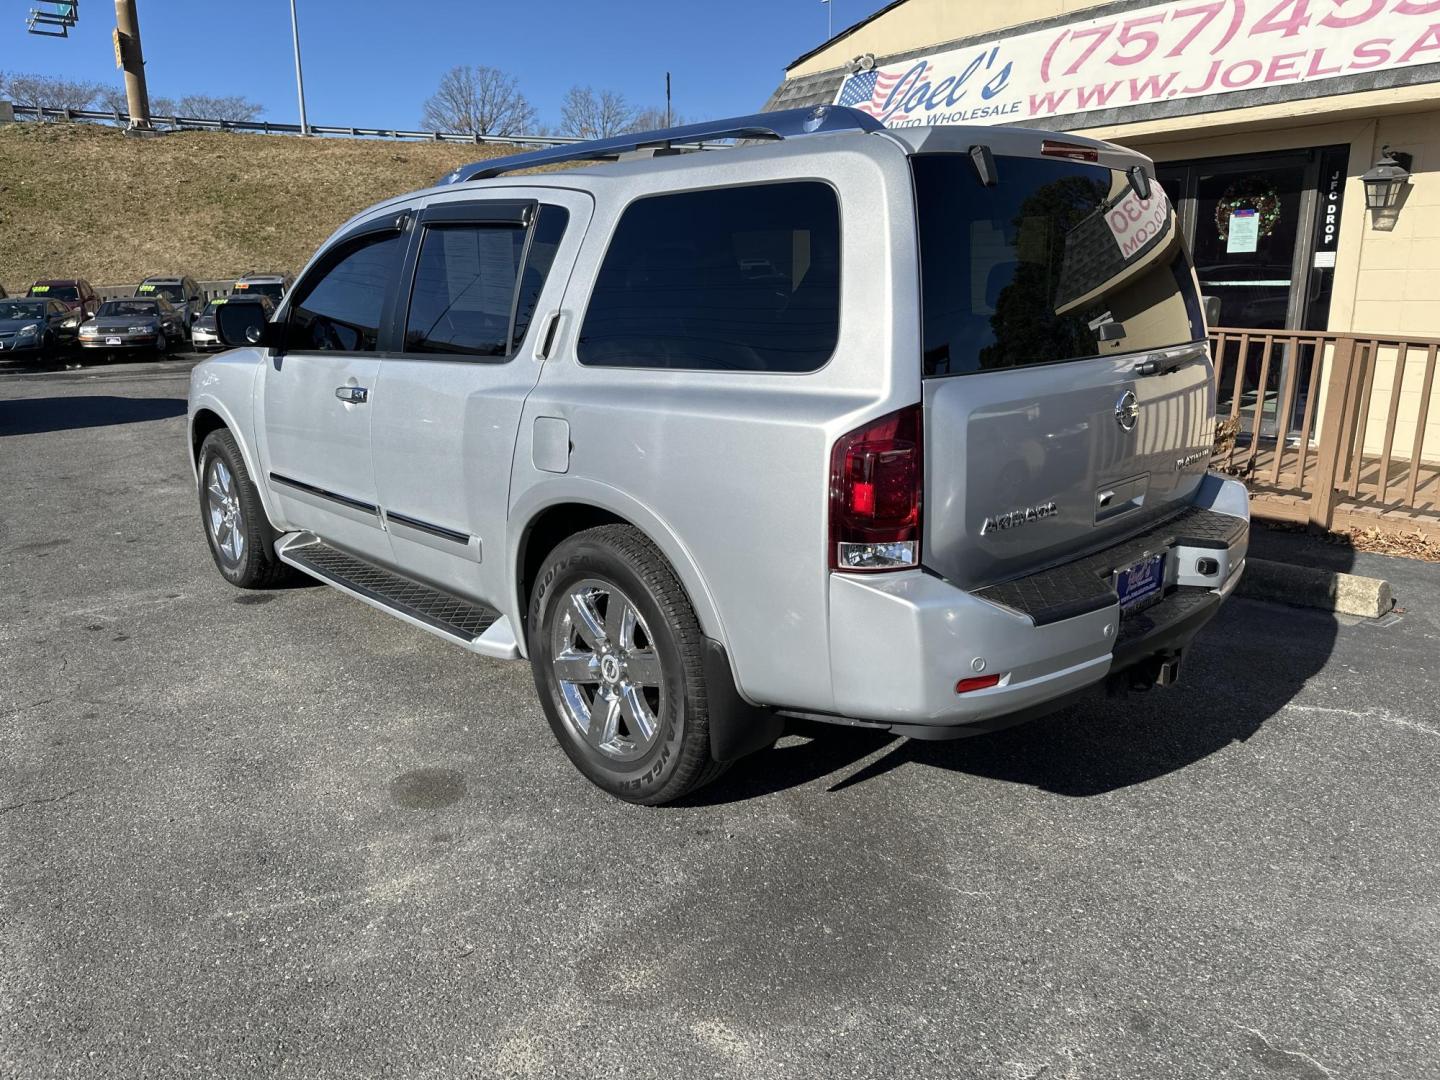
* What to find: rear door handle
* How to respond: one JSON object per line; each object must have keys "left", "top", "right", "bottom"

{"left": 335, "top": 386, "right": 369, "bottom": 404}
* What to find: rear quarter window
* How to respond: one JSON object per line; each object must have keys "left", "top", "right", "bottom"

{"left": 578, "top": 181, "right": 840, "bottom": 373}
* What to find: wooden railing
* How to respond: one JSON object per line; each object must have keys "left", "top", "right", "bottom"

{"left": 1208, "top": 327, "right": 1440, "bottom": 537}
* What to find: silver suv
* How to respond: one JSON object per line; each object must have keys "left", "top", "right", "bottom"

{"left": 189, "top": 106, "right": 1248, "bottom": 805}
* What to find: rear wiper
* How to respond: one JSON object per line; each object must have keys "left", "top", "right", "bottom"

{"left": 969, "top": 144, "right": 998, "bottom": 188}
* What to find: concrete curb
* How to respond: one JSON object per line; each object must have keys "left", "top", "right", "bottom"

{"left": 1238, "top": 558, "right": 1394, "bottom": 619}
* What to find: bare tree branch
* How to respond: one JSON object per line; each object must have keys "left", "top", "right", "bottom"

{"left": 421, "top": 66, "right": 536, "bottom": 136}
{"left": 627, "top": 106, "right": 685, "bottom": 133}
{"left": 176, "top": 94, "right": 264, "bottom": 122}
{"left": 560, "top": 86, "right": 638, "bottom": 140}
{"left": 0, "top": 71, "right": 104, "bottom": 111}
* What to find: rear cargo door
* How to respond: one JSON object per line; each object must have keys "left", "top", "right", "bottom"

{"left": 913, "top": 152, "right": 1213, "bottom": 590}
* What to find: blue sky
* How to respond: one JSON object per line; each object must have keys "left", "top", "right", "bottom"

{"left": 1, "top": 1, "right": 884, "bottom": 129}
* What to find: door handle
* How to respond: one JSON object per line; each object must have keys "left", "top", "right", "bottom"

{"left": 335, "top": 386, "right": 369, "bottom": 404}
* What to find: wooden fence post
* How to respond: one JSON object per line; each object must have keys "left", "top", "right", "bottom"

{"left": 1308, "top": 335, "right": 1361, "bottom": 530}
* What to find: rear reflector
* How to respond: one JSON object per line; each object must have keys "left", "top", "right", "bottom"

{"left": 829, "top": 404, "right": 922, "bottom": 572}
{"left": 955, "top": 674, "right": 1001, "bottom": 694}
{"left": 1040, "top": 139, "right": 1099, "bottom": 163}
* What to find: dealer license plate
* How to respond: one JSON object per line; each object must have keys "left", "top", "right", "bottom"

{"left": 106, "top": 337, "right": 122, "bottom": 346}
{"left": 1116, "top": 552, "right": 1166, "bottom": 613}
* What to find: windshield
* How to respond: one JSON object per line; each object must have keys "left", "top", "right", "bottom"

{"left": 139, "top": 283, "right": 186, "bottom": 302}
{"left": 201, "top": 300, "right": 227, "bottom": 316}
{"left": 914, "top": 154, "right": 1202, "bottom": 377}
{"left": 0, "top": 301, "right": 47, "bottom": 320}
{"left": 30, "top": 285, "right": 79, "bottom": 301}
{"left": 233, "top": 281, "right": 284, "bottom": 300}
{"left": 98, "top": 300, "right": 159, "bottom": 318}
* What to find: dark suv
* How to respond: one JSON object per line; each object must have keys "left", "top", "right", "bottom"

{"left": 28, "top": 279, "right": 99, "bottom": 319}
{"left": 136, "top": 276, "right": 204, "bottom": 329}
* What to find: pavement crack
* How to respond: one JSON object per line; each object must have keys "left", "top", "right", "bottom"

{"left": 1241, "top": 1027, "right": 1332, "bottom": 1079}
{"left": 0, "top": 790, "right": 77, "bottom": 815}
{"left": 1285, "top": 702, "right": 1440, "bottom": 738}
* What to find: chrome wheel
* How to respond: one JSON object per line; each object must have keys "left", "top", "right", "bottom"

{"left": 550, "top": 578, "right": 666, "bottom": 762}
{"left": 205, "top": 458, "right": 246, "bottom": 566}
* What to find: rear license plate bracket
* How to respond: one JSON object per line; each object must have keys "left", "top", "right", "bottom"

{"left": 1115, "top": 552, "right": 1166, "bottom": 614}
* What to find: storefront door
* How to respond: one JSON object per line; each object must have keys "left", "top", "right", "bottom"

{"left": 1157, "top": 146, "right": 1348, "bottom": 332}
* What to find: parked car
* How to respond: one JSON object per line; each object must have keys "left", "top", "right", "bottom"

{"left": 190, "top": 107, "right": 1249, "bottom": 805}
{"left": 230, "top": 273, "right": 291, "bottom": 304}
{"left": 191, "top": 295, "right": 273, "bottom": 351}
{"left": 79, "top": 296, "right": 185, "bottom": 357}
{"left": 136, "top": 276, "right": 204, "bottom": 329}
{"left": 28, "top": 278, "right": 99, "bottom": 319}
{"left": 0, "top": 297, "right": 81, "bottom": 361}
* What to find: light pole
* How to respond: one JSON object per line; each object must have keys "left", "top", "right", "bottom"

{"left": 822, "top": 0, "right": 832, "bottom": 39}
{"left": 289, "top": 0, "right": 309, "bottom": 135}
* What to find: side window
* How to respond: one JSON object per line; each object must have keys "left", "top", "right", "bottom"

{"left": 511, "top": 205, "right": 569, "bottom": 353}
{"left": 578, "top": 181, "right": 840, "bottom": 373}
{"left": 287, "top": 231, "right": 403, "bottom": 353}
{"left": 404, "top": 225, "right": 526, "bottom": 357}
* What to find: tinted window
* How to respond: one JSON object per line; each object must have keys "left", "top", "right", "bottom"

{"left": 98, "top": 300, "right": 159, "bottom": 317}
{"left": 234, "top": 282, "right": 286, "bottom": 301}
{"left": 914, "top": 154, "right": 1202, "bottom": 377}
{"left": 579, "top": 182, "right": 840, "bottom": 373}
{"left": 32, "top": 285, "right": 79, "bottom": 300}
{"left": 139, "top": 283, "right": 186, "bottom": 302}
{"left": 405, "top": 225, "right": 526, "bottom": 357}
{"left": 287, "top": 233, "right": 401, "bottom": 352}
{"left": 511, "top": 205, "right": 569, "bottom": 353}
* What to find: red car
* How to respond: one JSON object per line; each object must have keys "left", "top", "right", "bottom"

{"left": 27, "top": 279, "right": 99, "bottom": 320}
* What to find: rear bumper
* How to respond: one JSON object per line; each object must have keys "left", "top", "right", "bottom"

{"left": 812, "top": 474, "right": 1248, "bottom": 737}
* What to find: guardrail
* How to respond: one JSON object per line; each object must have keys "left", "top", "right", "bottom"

{"left": 6, "top": 104, "right": 725, "bottom": 150}
{"left": 1208, "top": 326, "right": 1440, "bottom": 539}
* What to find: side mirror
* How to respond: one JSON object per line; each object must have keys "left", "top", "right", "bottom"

{"left": 216, "top": 302, "right": 278, "bottom": 349}
{"left": 1201, "top": 294, "right": 1222, "bottom": 328}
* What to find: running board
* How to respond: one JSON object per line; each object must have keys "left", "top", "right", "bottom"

{"left": 275, "top": 534, "right": 521, "bottom": 660}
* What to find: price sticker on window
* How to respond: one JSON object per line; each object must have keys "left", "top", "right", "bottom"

{"left": 1105, "top": 185, "right": 1170, "bottom": 260}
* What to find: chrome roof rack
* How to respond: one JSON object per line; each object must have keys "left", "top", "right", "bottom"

{"left": 437, "top": 105, "right": 884, "bottom": 186}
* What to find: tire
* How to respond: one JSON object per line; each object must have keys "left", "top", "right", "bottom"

{"left": 155, "top": 331, "right": 168, "bottom": 356}
{"left": 528, "top": 524, "right": 727, "bottom": 805}
{"left": 196, "top": 428, "right": 292, "bottom": 589}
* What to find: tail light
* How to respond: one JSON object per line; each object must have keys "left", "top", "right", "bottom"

{"left": 829, "top": 404, "right": 922, "bottom": 572}
{"left": 1040, "top": 139, "right": 1099, "bottom": 163}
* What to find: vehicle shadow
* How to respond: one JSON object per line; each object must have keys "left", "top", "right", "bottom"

{"left": 691, "top": 527, "right": 1348, "bottom": 803}
{"left": 0, "top": 396, "right": 186, "bottom": 436}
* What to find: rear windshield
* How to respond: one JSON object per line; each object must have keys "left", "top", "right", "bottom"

{"left": 914, "top": 154, "right": 1202, "bottom": 378}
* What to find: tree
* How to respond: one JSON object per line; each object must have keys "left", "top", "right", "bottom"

{"left": 421, "top": 65, "right": 536, "bottom": 136}
{"left": 0, "top": 71, "right": 103, "bottom": 111}
{"left": 559, "top": 86, "right": 637, "bottom": 140}
{"left": 175, "top": 95, "right": 264, "bottom": 122}
{"left": 627, "top": 106, "right": 685, "bottom": 133}
{"left": 96, "top": 86, "right": 175, "bottom": 123}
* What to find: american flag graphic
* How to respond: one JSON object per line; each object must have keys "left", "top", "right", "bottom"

{"left": 836, "top": 66, "right": 910, "bottom": 123}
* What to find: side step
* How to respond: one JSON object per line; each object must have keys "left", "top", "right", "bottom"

{"left": 275, "top": 534, "right": 521, "bottom": 660}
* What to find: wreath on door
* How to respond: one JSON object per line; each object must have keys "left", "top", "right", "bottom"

{"left": 1215, "top": 177, "right": 1281, "bottom": 240}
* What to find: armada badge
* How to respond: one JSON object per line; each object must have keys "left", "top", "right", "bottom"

{"left": 981, "top": 500, "right": 1059, "bottom": 535}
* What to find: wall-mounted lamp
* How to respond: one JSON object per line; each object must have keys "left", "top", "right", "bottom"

{"left": 1361, "top": 146, "right": 1413, "bottom": 212}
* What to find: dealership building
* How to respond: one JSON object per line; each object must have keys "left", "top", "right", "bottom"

{"left": 768, "top": 0, "right": 1440, "bottom": 533}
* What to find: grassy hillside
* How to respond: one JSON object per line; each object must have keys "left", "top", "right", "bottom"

{"left": 0, "top": 123, "right": 514, "bottom": 291}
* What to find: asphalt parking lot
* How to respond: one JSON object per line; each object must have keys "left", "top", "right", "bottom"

{"left": 3, "top": 357, "right": 1439, "bottom": 1079}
